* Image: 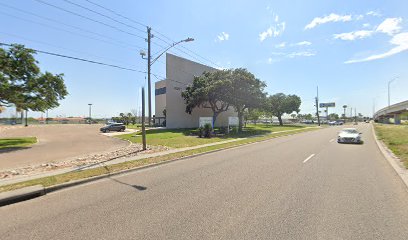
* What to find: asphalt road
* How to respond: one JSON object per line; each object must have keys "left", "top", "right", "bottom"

{"left": 1, "top": 124, "right": 408, "bottom": 239}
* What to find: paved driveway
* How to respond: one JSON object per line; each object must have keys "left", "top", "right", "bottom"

{"left": 0, "top": 124, "right": 128, "bottom": 170}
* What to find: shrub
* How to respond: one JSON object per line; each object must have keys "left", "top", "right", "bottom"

{"left": 204, "top": 123, "right": 212, "bottom": 138}
{"left": 197, "top": 127, "right": 204, "bottom": 138}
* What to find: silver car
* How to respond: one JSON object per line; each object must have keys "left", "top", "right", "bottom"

{"left": 337, "top": 128, "right": 362, "bottom": 144}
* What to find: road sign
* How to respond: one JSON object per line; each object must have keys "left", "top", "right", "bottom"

{"left": 228, "top": 117, "right": 239, "bottom": 126}
{"left": 199, "top": 117, "right": 213, "bottom": 127}
{"left": 320, "top": 102, "right": 335, "bottom": 108}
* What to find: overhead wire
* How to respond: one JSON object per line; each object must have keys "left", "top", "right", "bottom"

{"left": 0, "top": 2, "right": 145, "bottom": 51}
{"left": 33, "top": 0, "right": 145, "bottom": 40}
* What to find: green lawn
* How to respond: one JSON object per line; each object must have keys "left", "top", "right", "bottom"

{"left": 374, "top": 124, "right": 408, "bottom": 168}
{"left": 0, "top": 137, "right": 37, "bottom": 149}
{"left": 117, "top": 124, "right": 304, "bottom": 148}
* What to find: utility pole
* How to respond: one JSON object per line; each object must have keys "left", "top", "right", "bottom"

{"left": 141, "top": 87, "right": 147, "bottom": 150}
{"left": 88, "top": 103, "right": 92, "bottom": 124}
{"left": 355, "top": 108, "right": 357, "bottom": 123}
{"left": 315, "top": 86, "right": 320, "bottom": 126}
{"left": 25, "top": 110, "right": 28, "bottom": 127}
{"left": 147, "top": 26, "right": 152, "bottom": 127}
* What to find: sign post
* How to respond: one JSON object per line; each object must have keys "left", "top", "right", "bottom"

{"left": 319, "top": 102, "right": 336, "bottom": 121}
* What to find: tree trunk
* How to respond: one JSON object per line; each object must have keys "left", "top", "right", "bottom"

{"left": 238, "top": 110, "right": 243, "bottom": 132}
{"left": 278, "top": 115, "right": 283, "bottom": 126}
{"left": 212, "top": 112, "right": 219, "bottom": 128}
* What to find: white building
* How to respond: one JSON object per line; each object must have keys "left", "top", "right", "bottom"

{"left": 155, "top": 53, "right": 237, "bottom": 129}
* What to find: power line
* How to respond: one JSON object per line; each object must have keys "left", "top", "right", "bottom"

{"left": 0, "top": 42, "right": 145, "bottom": 73}
{"left": 81, "top": 0, "right": 220, "bottom": 68}
{"left": 0, "top": 10, "right": 145, "bottom": 52}
{"left": 62, "top": 0, "right": 146, "bottom": 34}
{"left": 0, "top": 31, "right": 137, "bottom": 67}
{"left": 84, "top": 0, "right": 147, "bottom": 28}
{"left": 0, "top": 2, "right": 145, "bottom": 50}
{"left": 33, "top": 0, "right": 145, "bottom": 40}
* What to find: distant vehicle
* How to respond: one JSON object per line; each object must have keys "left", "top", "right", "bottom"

{"left": 328, "top": 121, "right": 337, "bottom": 126}
{"left": 337, "top": 128, "right": 362, "bottom": 144}
{"left": 364, "top": 120, "right": 370, "bottom": 123}
{"left": 100, "top": 123, "right": 125, "bottom": 133}
{"left": 328, "top": 120, "right": 343, "bottom": 125}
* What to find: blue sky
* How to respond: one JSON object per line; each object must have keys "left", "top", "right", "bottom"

{"left": 1, "top": 0, "right": 407, "bottom": 118}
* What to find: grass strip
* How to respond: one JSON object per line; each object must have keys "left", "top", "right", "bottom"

{"left": 374, "top": 123, "right": 408, "bottom": 168}
{"left": 0, "top": 128, "right": 318, "bottom": 193}
{"left": 0, "top": 137, "right": 37, "bottom": 149}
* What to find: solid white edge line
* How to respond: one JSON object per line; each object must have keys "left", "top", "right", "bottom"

{"left": 303, "top": 154, "right": 316, "bottom": 163}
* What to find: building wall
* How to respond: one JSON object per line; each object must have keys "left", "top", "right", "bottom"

{"left": 163, "top": 53, "right": 237, "bottom": 129}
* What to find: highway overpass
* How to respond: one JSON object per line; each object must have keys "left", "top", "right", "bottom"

{"left": 374, "top": 100, "right": 408, "bottom": 124}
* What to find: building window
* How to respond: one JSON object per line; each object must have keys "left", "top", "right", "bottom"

{"left": 155, "top": 87, "right": 166, "bottom": 96}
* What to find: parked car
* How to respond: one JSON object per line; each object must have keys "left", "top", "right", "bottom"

{"left": 337, "top": 128, "right": 362, "bottom": 144}
{"left": 100, "top": 123, "right": 125, "bottom": 133}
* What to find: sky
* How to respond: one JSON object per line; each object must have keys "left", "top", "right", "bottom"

{"left": 1, "top": 0, "right": 407, "bottom": 119}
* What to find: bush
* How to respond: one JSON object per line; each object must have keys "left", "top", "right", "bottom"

{"left": 197, "top": 127, "right": 204, "bottom": 138}
{"left": 230, "top": 126, "right": 238, "bottom": 134}
{"left": 204, "top": 123, "right": 212, "bottom": 138}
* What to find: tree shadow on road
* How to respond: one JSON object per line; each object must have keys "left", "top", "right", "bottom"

{"left": 109, "top": 177, "right": 147, "bottom": 191}
{"left": 0, "top": 146, "right": 32, "bottom": 154}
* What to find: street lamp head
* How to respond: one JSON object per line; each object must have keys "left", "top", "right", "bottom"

{"left": 183, "top": 37, "right": 194, "bottom": 42}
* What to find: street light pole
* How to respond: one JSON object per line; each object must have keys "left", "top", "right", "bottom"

{"left": 140, "top": 29, "right": 194, "bottom": 127}
{"left": 88, "top": 103, "right": 92, "bottom": 124}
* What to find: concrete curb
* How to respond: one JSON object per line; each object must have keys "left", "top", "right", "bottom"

{"left": 1, "top": 128, "right": 318, "bottom": 206}
{"left": 0, "top": 185, "right": 44, "bottom": 207}
{"left": 371, "top": 124, "right": 408, "bottom": 190}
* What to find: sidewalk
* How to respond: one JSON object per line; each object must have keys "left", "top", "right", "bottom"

{"left": 0, "top": 127, "right": 315, "bottom": 186}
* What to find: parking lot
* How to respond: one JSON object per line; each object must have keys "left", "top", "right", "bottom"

{"left": 0, "top": 124, "right": 128, "bottom": 170}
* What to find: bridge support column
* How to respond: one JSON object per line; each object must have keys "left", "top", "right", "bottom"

{"left": 394, "top": 114, "right": 401, "bottom": 125}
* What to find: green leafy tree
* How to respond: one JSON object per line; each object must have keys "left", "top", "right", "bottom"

{"left": 228, "top": 68, "right": 266, "bottom": 132}
{"left": 266, "top": 93, "right": 301, "bottom": 126}
{"left": 245, "top": 108, "right": 263, "bottom": 125}
{"left": 328, "top": 113, "right": 339, "bottom": 120}
{"left": 182, "top": 70, "right": 231, "bottom": 126}
{"left": 0, "top": 44, "right": 68, "bottom": 113}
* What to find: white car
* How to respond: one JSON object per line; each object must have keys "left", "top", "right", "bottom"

{"left": 337, "top": 128, "right": 362, "bottom": 144}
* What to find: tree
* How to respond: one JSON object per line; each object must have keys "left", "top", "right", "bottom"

{"left": 0, "top": 44, "right": 68, "bottom": 113}
{"left": 266, "top": 93, "right": 301, "bottom": 126}
{"left": 328, "top": 113, "right": 339, "bottom": 120}
{"left": 245, "top": 108, "right": 263, "bottom": 125}
{"left": 228, "top": 68, "right": 266, "bottom": 132}
{"left": 182, "top": 70, "right": 231, "bottom": 126}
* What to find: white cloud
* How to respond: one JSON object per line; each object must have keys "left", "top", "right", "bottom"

{"left": 275, "top": 42, "right": 286, "bottom": 48}
{"left": 305, "top": 13, "right": 352, "bottom": 30}
{"left": 287, "top": 51, "right": 316, "bottom": 58}
{"left": 270, "top": 50, "right": 316, "bottom": 59}
{"left": 294, "top": 41, "right": 312, "bottom": 46}
{"left": 216, "top": 32, "right": 229, "bottom": 42}
{"left": 366, "top": 11, "right": 381, "bottom": 17}
{"left": 259, "top": 22, "right": 286, "bottom": 41}
{"left": 376, "top": 18, "right": 403, "bottom": 35}
{"left": 334, "top": 30, "right": 374, "bottom": 41}
{"left": 275, "top": 15, "right": 279, "bottom": 22}
{"left": 345, "top": 32, "right": 408, "bottom": 63}
{"left": 355, "top": 14, "right": 364, "bottom": 21}
{"left": 362, "top": 23, "right": 371, "bottom": 28}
